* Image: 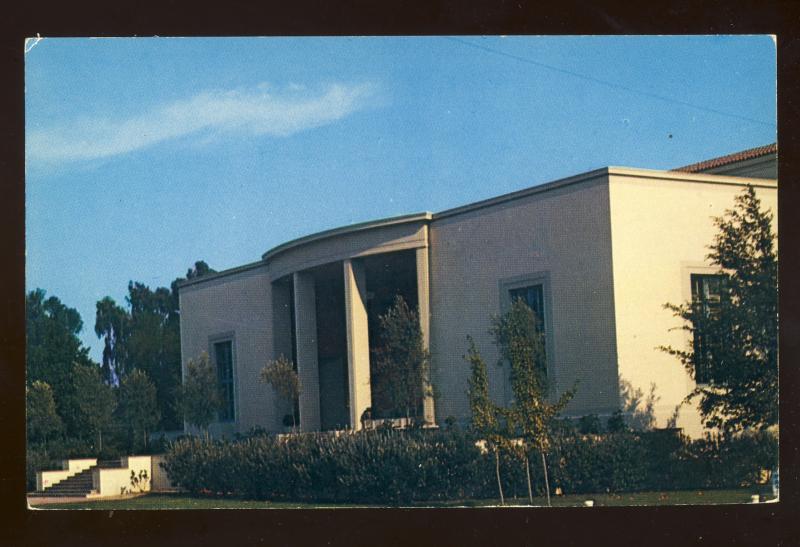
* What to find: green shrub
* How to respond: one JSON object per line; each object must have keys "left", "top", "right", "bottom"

{"left": 161, "top": 427, "right": 778, "bottom": 503}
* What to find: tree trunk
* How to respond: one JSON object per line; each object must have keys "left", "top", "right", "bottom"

{"left": 495, "top": 448, "right": 505, "bottom": 506}
{"left": 540, "top": 448, "right": 551, "bottom": 507}
{"left": 525, "top": 454, "right": 534, "bottom": 505}
{"left": 98, "top": 429, "right": 103, "bottom": 452}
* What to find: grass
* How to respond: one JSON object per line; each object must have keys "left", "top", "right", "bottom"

{"left": 29, "top": 488, "right": 776, "bottom": 510}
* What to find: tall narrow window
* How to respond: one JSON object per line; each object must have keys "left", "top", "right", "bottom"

{"left": 214, "top": 340, "right": 235, "bottom": 421}
{"left": 508, "top": 284, "right": 546, "bottom": 334}
{"left": 691, "top": 274, "right": 726, "bottom": 384}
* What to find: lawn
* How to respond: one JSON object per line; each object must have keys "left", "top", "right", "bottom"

{"left": 29, "top": 488, "right": 775, "bottom": 510}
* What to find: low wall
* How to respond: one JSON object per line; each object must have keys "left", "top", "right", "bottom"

{"left": 92, "top": 456, "right": 153, "bottom": 497}
{"left": 150, "top": 454, "right": 177, "bottom": 492}
{"left": 37, "top": 455, "right": 177, "bottom": 497}
{"left": 36, "top": 458, "right": 97, "bottom": 491}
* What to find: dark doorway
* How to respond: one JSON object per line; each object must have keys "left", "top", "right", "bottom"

{"left": 313, "top": 262, "right": 350, "bottom": 430}
{"left": 363, "top": 250, "right": 419, "bottom": 419}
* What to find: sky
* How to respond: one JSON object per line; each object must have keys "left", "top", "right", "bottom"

{"left": 24, "top": 36, "right": 777, "bottom": 362}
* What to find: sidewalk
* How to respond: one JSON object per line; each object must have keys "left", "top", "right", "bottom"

{"left": 28, "top": 492, "right": 148, "bottom": 507}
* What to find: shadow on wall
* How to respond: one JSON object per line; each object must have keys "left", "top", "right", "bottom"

{"left": 619, "top": 378, "right": 680, "bottom": 430}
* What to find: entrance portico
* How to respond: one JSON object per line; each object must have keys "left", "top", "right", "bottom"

{"left": 266, "top": 214, "right": 434, "bottom": 431}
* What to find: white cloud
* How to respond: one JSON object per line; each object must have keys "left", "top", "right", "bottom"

{"left": 27, "top": 82, "right": 379, "bottom": 163}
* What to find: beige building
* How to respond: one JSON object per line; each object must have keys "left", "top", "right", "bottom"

{"left": 178, "top": 144, "right": 777, "bottom": 439}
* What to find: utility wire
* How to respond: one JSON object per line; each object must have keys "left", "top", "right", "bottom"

{"left": 445, "top": 37, "right": 776, "bottom": 128}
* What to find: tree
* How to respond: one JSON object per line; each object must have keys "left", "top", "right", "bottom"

{"left": 95, "top": 296, "right": 130, "bottom": 384}
{"left": 95, "top": 261, "right": 214, "bottom": 431}
{"left": 260, "top": 356, "right": 301, "bottom": 429}
{"left": 183, "top": 260, "right": 216, "bottom": 281}
{"left": 125, "top": 282, "right": 182, "bottom": 430}
{"left": 661, "top": 186, "right": 778, "bottom": 434}
{"left": 465, "top": 336, "right": 508, "bottom": 505}
{"left": 26, "top": 381, "right": 63, "bottom": 449}
{"left": 68, "top": 362, "right": 117, "bottom": 451}
{"left": 176, "top": 352, "right": 222, "bottom": 439}
{"left": 26, "top": 289, "right": 99, "bottom": 444}
{"left": 490, "top": 298, "right": 575, "bottom": 506}
{"left": 371, "top": 295, "right": 432, "bottom": 422}
{"left": 119, "top": 369, "right": 161, "bottom": 450}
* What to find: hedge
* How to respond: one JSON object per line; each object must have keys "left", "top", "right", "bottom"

{"left": 161, "top": 428, "right": 777, "bottom": 504}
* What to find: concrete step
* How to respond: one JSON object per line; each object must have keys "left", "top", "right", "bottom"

{"left": 39, "top": 467, "right": 96, "bottom": 496}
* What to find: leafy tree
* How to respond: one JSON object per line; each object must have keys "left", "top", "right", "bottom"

{"left": 26, "top": 289, "right": 98, "bottom": 444}
{"left": 26, "top": 381, "right": 63, "bottom": 448}
{"left": 119, "top": 369, "right": 161, "bottom": 450}
{"left": 67, "top": 362, "right": 117, "bottom": 451}
{"left": 465, "top": 336, "right": 509, "bottom": 505}
{"left": 176, "top": 352, "right": 222, "bottom": 439}
{"left": 95, "top": 296, "right": 130, "bottom": 384}
{"left": 371, "top": 295, "right": 432, "bottom": 422}
{"left": 125, "top": 282, "right": 182, "bottom": 430}
{"left": 260, "top": 356, "right": 301, "bottom": 429}
{"left": 661, "top": 186, "right": 778, "bottom": 434}
{"left": 26, "top": 289, "right": 94, "bottom": 403}
{"left": 490, "top": 298, "right": 575, "bottom": 506}
{"left": 95, "top": 261, "right": 214, "bottom": 430}
{"left": 182, "top": 260, "right": 216, "bottom": 281}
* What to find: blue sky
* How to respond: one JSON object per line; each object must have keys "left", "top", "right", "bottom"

{"left": 25, "top": 36, "right": 776, "bottom": 361}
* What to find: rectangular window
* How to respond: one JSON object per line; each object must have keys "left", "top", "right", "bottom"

{"left": 691, "top": 274, "right": 726, "bottom": 384}
{"left": 508, "top": 284, "right": 546, "bottom": 334}
{"left": 214, "top": 340, "right": 235, "bottom": 422}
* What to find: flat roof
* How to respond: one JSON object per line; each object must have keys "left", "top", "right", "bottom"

{"left": 176, "top": 260, "right": 266, "bottom": 290}
{"left": 179, "top": 164, "right": 776, "bottom": 291}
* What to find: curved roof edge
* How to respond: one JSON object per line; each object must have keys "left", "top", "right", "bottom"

{"left": 262, "top": 212, "right": 433, "bottom": 261}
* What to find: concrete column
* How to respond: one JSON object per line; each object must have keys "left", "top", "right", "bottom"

{"left": 416, "top": 245, "right": 436, "bottom": 425}
{"left": 293, "top": 271, "right": 321, "bottom": 432}
{"left": 343, "top": 259, "right": 372, "bottom": 430}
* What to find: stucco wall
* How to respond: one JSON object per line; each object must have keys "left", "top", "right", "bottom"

{"left": 429, "top": 173, "right": 620, "bottom": 422}
{"left": 607, "top": 170, "right": 777, "bottom": 437}
{"left": 179, "top": 264, "right": 278, "bottom": 435}
{"left": 150, "top": 454, "right": 176, "bottom": 491}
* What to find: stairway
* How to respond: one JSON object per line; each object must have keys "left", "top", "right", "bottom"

{"left": 30, "top": 459, "right": 123, "bottom": 498}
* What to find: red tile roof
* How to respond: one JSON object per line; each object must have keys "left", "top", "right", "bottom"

{"left": 671, "top": 143, "right": 777, "bottom": 173}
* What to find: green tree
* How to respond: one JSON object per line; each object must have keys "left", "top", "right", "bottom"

{"left": 68, "top": 362, "right": 117, "bottom": 451}
{"left": 119, "top": 369, "right": 161, "bottom": 450}
{"left": 661, "top": 186, "right": 778, "bottom": 434}
{"left": 95, "top": 296, "right": 130, "bottom": 384}
{"left": 181, "top": 260, "right": 216, "bottom": 281}
{"left": 465, "top": 337, "right": 508, "bottom": 505}
{"left": 95, "top": 261, "right": 214, "bottom": 431}
{"left": 125, "top": 282, "right": 182, "bottom": 430}
{"left": 176, "top": 352, "right": 222, "bottom": 439}
{"left": 371, "top": 295, "right": 432, "bottom": 422}
{"left": 26, "top": 381, "right": 63, "bottom": 449}
{"left": 26, "top": 289, "right": 94, "bottom": 405}
{"left": 260, "top": 355, "right": 301, "bottom": 429}
{"left": 490, "top": 298, "right": 575, "bottom": 506}
{"left": 26, "top": 289, "right": 98, "bottom": 444}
